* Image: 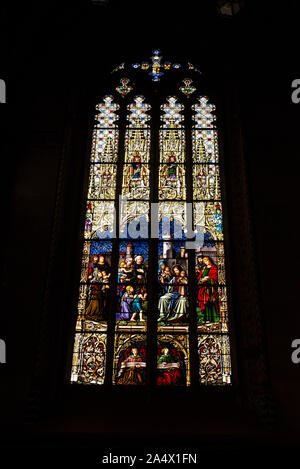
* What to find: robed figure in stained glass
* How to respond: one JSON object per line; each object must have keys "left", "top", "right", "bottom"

{"left": 197, "top": 256, "right": 220, "bottom": 323}
{"left": 130, "top": 285, "right": 147, "bottom": 322}
{"left": 134, "top": 255, "right": 147, "bottom": 283}
{"left": 157, "top": 347, "right": 183, "bottom": 385}
{"left": 158, "top": 265, "right": 188, "bottom": 324}
{"left": 117, "top": 346, "right": 146, "bottom": 385}
{"left": 119, "top": 285, "right": 134, "bottom": 320}
{"left": 213, "top": 203, "right": 223, "bottom": 233}
{"left": 85, "top": 254, "right": 111, "bottom": 322}
{"left": 123, "top": 155, "right": 149, "bottom": 199}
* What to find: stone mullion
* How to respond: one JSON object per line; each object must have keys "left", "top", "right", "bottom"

{"left": 104, "top": 103, "right": 127, "bottom": 386}
{"left": 184, "top": 102, "right": 198, "bottom": 388}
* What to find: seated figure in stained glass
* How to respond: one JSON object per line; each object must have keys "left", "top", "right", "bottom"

{"left": 117, "top": 346, "right": 146, "bottom": 385}
{"left": 156, "top": 346, "right": 185, "bottom": 386}
{"left": 158, "top": 264, "right": 188, "bottom": 324}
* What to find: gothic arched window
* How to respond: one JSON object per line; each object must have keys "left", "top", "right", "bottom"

{"left": 69, "top": 50, "right": 232, "bottom": 387}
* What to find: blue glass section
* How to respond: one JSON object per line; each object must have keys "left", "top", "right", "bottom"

{"left": 90, "top": 240, "right": 113, "bottom": 255}
{"left": 204, "top": 231, "right": 216, "bottom": 247}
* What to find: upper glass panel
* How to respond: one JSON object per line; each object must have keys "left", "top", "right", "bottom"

{"left": 127, "top": 95, "right": 151, "bottom": 128}
{"left": 91, "top": 95, "right": 119, "bottom": 163}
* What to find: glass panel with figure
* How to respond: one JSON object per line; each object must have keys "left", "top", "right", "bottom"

{"left": 116, "top": 241, "right": 148, "bottom": 330}
{"left": 122, "top": 163, "right": 150, "bottom": 200}
{"left": 192, "top": 97, "right": 230, "bottom": 343}
{"left": 77, "top": 240, "right": 112, "bottom": 331}
{"left": 195, "top": 241, "right": 228, "bottom": 333}
{"left": 157, "top": 96, "right": 188, "bottom": 333}
{"left": 157, "top": 334, "right": 189, "bottom": 386}
{"left": 113, "top": 334, "right": 147, "bottom": 385}
{"left": 157, "top": 241, "right": 189, "bottom": 329}
{"left": 113, "top": 95, "right": 151, "bottom": 370}
{"left": 159, "top": 96, "right": 185, "bottom": 201}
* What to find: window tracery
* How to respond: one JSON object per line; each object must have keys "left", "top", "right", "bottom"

{"left": 70, "top": 53, "right": 232, "bottom": 387}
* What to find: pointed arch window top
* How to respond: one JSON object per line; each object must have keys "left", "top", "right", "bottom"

{"left": 192, "top": 96, "right": 217, "bottom": 129}
{"left": 91, "top": 95, "right": 120, "bottom": 164}
{"left": 127, "top": 95, "right": 151, "bottom": 128}
{"left": 95, "top": 94, "right": 120, "bottom": 128}
{"left": 161, "top": 96, "right": 184, "bottom": 128}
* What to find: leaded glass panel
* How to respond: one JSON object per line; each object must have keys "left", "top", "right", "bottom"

{"left": 70, "top": 63, "right": 232, "bottom": 388}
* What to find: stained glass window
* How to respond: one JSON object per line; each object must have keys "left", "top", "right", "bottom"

{"left": 70, "top": 53, "right": 232, "bottom": 387}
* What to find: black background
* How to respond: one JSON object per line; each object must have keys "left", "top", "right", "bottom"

{"left": 1, "top": 0, "right": 300, "bottom": 463}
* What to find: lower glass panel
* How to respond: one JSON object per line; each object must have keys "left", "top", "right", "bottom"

{"left": 113, "top": 333, "right": 147, "bottom": 385}
{"left": 71, "top": 333, "right": 107, "bottom": 385}
{"left": 198, "top": 334, "right": 231, "bottom": 385}
{"left": 157, "top": 334, "right": 190, "bottom": 386}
